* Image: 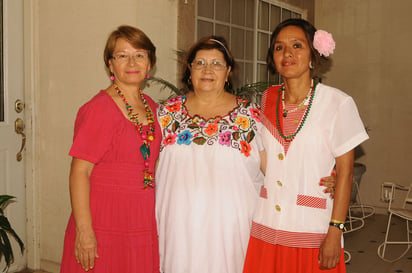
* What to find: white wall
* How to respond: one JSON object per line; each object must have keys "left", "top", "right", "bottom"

{"left": 27, "top": 0, "right": 178, "bottom": 272}
{"left": 315, "top": 0, "right": 412, "bottom": 212}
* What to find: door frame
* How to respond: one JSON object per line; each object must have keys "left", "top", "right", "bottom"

{"left": 1, "top": 0, "right": 33, "bottom": 271}
{"left": 22, "top": 0, "right": 40, "bottom": 269}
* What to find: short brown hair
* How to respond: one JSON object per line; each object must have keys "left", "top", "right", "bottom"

{"left": 103, "top": 25, "right": 156, "bottom": 68}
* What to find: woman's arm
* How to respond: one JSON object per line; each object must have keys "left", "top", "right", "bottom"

{"left": 69, "top": 157, "right": 99, "bottom": 271}
{"left": 319, "top": 149, "right": 354, "bottom": 269}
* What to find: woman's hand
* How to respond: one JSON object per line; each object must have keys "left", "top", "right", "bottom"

{"left": 69, "top": 158, "right": 98, "bottom": 271}
{"left": 319, "top": 227, "right": 342, "bottom": 269}
{"left": 320, "top": 169, "right": 336, "bottom": 198}
{"left": 74, "top": 227, "right": 99, "bottom": 271}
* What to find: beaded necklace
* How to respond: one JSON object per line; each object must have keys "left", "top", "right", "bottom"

{"left": 114, "top": 84, "right": 156, "bottom": 188}
{"left": 281, "top": 79, "right": 314, "bottom": 117}
{"left": 276, "top": 79, "right": 317, "bottom": 142}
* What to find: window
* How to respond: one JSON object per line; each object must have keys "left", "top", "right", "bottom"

{"left": 196, "top": 0, "right": 303, "bottom": 88}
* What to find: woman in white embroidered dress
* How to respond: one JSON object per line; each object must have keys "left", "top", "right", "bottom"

{"left": 243, "top": 19, "right": 369, "bottom": 273}
{"left": 155, "top": 36, "right": 264, "bottom": 273}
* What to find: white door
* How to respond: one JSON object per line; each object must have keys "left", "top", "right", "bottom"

{"left": 0, "top": 0, "right": 26, "bottom": 271}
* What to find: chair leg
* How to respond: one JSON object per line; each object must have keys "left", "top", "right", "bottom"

{"left": 377, "top": 212, "right": 393, "bottom": 261}
{"left": 352, "top": 182, "right": 375, "bottom": 219}
{"left": 377, "top": 213, "right": 412, "bottom": 262}
{"left": 345, "top": 205, "right": 365, "bottom": 234}
{"left": 344, "top": 250, "right": 351, "bottom": 264}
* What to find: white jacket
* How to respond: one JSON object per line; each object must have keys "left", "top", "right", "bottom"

{"left": 251, "top": 83, "right": 369, "bottom": 248}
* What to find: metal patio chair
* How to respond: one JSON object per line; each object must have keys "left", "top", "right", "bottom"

{"left": 377, "top": 182, "right": 412, "bottom": 262}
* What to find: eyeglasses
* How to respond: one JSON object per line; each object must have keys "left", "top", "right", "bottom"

{"left": 190, "top": 59, "right": 227, "bottom": 71}
{"left": 111, "top": 52, "right": 148, "bottom": 63}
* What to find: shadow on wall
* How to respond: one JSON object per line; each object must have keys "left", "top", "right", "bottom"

{"left": 355, "top": 145, "right": 366, "bottom": 161}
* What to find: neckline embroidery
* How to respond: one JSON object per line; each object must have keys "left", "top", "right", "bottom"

{"left": 181, "top": 95, "right": 243, "bottom": 122}
{"left": 159, "top": 95, "right": 260, "bottom": 157}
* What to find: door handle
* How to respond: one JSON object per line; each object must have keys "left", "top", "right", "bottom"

{"left": 15, "top": 99, "right": 24, "bottom": 113}
{"left": 15, "top": 118, "right": 26, "bottom": 161}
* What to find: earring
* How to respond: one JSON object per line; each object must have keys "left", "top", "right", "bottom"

{"left": 146, "top": 74, "right": 150, "bottom": 80}
{"left": 110, "top": 73, "right": 115, "bottom": 82}
{"left": 224, "top": 80, "right": 230, "bottom": 90}
{"left": 309, "top": 61, "right": 314, "bottom": 69}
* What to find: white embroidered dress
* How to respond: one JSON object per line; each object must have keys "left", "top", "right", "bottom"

{"left": 156, "top": 95, "right": 263, "bottom": 273}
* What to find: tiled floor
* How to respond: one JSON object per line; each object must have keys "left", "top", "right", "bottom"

{"left": 344, "top": 213, "right": 412, "bottom": 273}
{"left": 16, "top": 214, "right": 412, "bottom": 273}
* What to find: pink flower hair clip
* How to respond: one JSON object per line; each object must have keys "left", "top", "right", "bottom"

{"left": 313, "top": 30, "right": 335, "bottom": 57}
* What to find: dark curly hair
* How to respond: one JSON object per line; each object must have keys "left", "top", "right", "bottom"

{"left": 181, "top": 36, "right": 235, "bottom": 93}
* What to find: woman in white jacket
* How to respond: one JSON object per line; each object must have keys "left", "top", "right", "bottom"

{"left": 243, "top": 18, "right": 369, "bottom": 273}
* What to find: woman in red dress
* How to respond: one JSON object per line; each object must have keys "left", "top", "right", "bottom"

{"left": 60, "top": 25, "right": 161, "bottom": 273}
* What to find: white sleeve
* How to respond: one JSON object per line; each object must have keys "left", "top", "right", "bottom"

{"left": 330, "top": 96, "right": 369, "bottom": 157}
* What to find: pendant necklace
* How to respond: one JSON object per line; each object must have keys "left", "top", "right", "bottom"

{"left": 282, "top": 79, "right": 314, "bottom": 118}
{"left": 114, "top": 84, "right": 156, "bottom": 188}
{"left": 276, "top": 79, "right": 317, "bottom": 142}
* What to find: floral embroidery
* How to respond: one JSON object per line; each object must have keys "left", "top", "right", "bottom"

{"left": 163, "top": 134, "right": 177, "bottom": 146}
{"left": 240, "top": 140, "right": 251, "bottom": 157}
{"left": 250, "top": 108, "right": 260, "bottom": 121}
{"left": 204, "top": 122, "right": 219, "bottom": 136}
{"left": 160, "top": 115, "right": 172, "bottom": 128}
{"left": 168, "top": 97, "right": 180, "bottom": 103}
{"left": 177, "top": 130, "right": 193, "bottom": 145}
{"left": 219, "top": 131, "right": 231, "bottom": 146}
{"left": 235, "top": 116, "right": 250, "bottom": 130}
{"left": 166, "top": 102, "right": 182, "bottom": 112}
{"left": 158, "top": 95, "right": 260, "bottom": 157}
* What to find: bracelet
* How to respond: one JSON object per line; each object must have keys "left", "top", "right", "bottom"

{"left": 330, "top": 218, "right": 345, "bottom": 224}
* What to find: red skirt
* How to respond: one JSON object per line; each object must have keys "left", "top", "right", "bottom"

{"left": 243, "top": 237, "right": 346, "bottom": 273}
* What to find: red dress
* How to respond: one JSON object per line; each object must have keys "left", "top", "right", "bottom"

{"left": 60, "top": 90, "right": 161, "bottom": 273}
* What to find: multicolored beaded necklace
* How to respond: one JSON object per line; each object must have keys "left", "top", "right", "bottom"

{"left": 114, "top": 84, "right": 156, "bottom": 188}
{"left": 281, "top": 79, "right": 314, "bottom": 117}
{"left": 275, "top": 79, "right": 317, "bottom": 142}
